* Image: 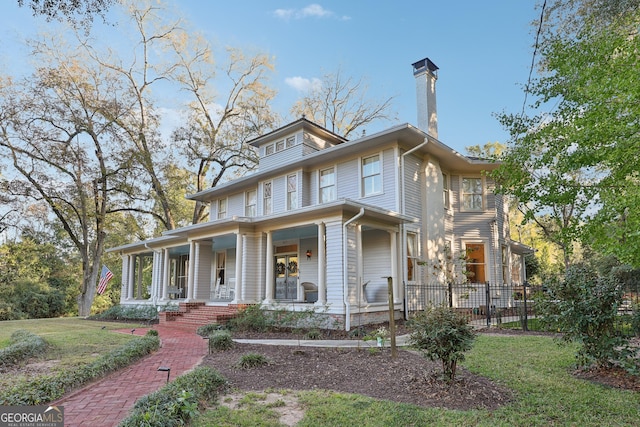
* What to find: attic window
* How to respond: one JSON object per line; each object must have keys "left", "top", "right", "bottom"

{"left": 265, "top": 144, "right": 274, "bottom": 156}
{"left": 276, "top": 140, "right": 285, "bottom": 152}
{"left": 286, "top": 136, "right": 296, "bottom": 148}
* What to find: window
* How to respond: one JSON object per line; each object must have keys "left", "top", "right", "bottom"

{"left": 276, "top": 140, "right": 285, "bottom": 152}
{"left": 461, "top": 177, "right": 483, "bottom": 211}
{"left": 319, "top": 167, "right": 336, "bottom": 203}
{"left": 362, "top": 154, "right": 381, "bottom": 196}
{"left": 265, "top": 144, "right": 274, "bottom": 156}
{"left": 245, "top": 189, "right": 256, "bottom": 216}
{"left": 217, "top": 198, "right": 227, "bottom": 219}
{"left": 407, "top": 233, "right": 418, "bottom": 282}
{"left": 286, "top": 136, "right": 296, "bottom": 148}
{"left": 442, "top": 173, "right": 450, "bottom": 209}
{"left": 287, "top": 174, "right": 297, "bottom": 210}
{"left": 465, "top": 243, "right": 486, "bottom": 283}
{"left": 501, "top": 246, "right": 509, "bottom": 285}
{"left": 263, "top": 182, "right": 272, "bottom": 215}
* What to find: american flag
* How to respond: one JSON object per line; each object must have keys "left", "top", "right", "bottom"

{"left": 97, "top": 265, "right": 114, "bottom": 295}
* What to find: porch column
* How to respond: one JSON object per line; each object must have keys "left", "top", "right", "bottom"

{"left": 186, "top": 240, "right": 196, "bottom": 301}
{"left": 316, "top": 222, "right": 327, "bottom": 306}
{"left": 161, "top": 249, "right": 170, "bottom": 301}
{"left": 389, "top": 230, "right": 400, "bottom": 303}
{"left": 127, "top": 255, "right": 135, "bottom": 300}
{"left": 136, "top": 255, "right": 144, "bottom": 299}
{"left": 151, "top": 251, "right": 160, "bottom": 301}
{"left": 120, "top": 255, "right": 129, "bottom": 303}
{"left": 264, "top": 231, "right": 274, "bottom": 303}
{"left": 192, "top": 241, "right": 201, "bottom": 301}
{"left": 234, "top": 233, "right": 243, "bottom": 301}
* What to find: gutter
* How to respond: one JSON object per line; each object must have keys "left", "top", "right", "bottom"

{"left": 343, "top": 207, "right": 365, "bottom": 331}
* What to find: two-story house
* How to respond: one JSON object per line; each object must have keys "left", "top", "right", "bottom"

{"left": 108, "top": 58, "right": 531, "bottom": 329}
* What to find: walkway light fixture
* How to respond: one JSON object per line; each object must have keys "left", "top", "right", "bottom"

{"left": 157, "top": 366, "right": 171, "bottom": 383}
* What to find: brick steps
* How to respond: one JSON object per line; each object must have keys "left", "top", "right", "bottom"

{"left": 159, "top": 302, "right": 246, "bottom": 327}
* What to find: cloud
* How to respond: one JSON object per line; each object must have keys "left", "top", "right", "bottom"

{"left": 285, "top": 76, "right": 322, "bottom": 93}
{"left": 273, "top": 4, "right": 349, "bottom": 21}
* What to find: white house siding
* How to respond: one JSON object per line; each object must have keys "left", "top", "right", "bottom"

{"left": 271, "top": 175, "right": 287, "bottom": 214}
{"left": 403, "top": 152, "right": 423, "bottom": 218}
{"left": 241, "top": 233, "right": 263, "bottom": 302}
{"left": 299, "top": 236, "right": 319, "bottom": 289}
{"left": 259, "top": 134, "right": 304, "bottom": 171}
{"left": 359, "top": 148, "right": 397, "bottom": 210}
{"left": 324, "top": 220, "right": 344, "bottom": 310}
{"left": 361, "top": 229, "right": 391, "bottom": 303}
{"left": 194, "top": 244, "right": 213, "bottom": 300}
{"left": 422, "top": 158, "right": 445, "bottom": 280}
{"left": 336, "top": 158, "right": 359, "bottom": 199}
{"left": 302, "top": 171, "right": 312, "bottom": 207}
{"left": 227, "top": 192, "right": 245, "bottom": 217}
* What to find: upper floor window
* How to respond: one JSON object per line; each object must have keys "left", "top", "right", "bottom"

{"left": 245, "top": 189, "right": 257, "bottom": 216}
{"left": 287, "top": 174, "right": 297, "bottom": 210}
{"left": 276, "top": 140, "right": 285, "bottom": 152}
{"left": 442, "top": 173, "right": 450, "bottom": 209}
{"left": 265, "top": 144, "right": 274, "bottom": 156}
{"left": 286, "top": 136, "right": 296, "bottom": 148}
{"left": 362, "top": 154, "right": 381, "bottom": 197}
{"left": 217, "top": 198, "right": 227, "bottom": 219}
{"left": 461, "top": 177, "right": 483, "bottom": 211}
{"left": 319, "top": 167, "right": 336, "bottom": 203}
{"left": 263, "top": 182, "right": 272, "bottom": 215}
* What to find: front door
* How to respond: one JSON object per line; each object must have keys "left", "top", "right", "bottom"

{"left": 275, "top": 254, "right": 298, "bottom": 300}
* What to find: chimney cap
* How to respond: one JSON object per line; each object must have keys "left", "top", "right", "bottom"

{"left": 412, "top": 57, "right": 439, "bottom": 76}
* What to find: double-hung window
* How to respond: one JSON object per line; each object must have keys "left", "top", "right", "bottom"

{"left": 217, "top": 198, "right": 227, "bottom": 219}
{"left": 245, "top": 189, "right": 256, "bottom": 216}
{"left": 362, "top": 154, "right": 381, "bottom": 197}
{"left": 287, "top": 174, "right": 297, "bottom": 210}
{"left": 319, "top": 167, "right": 336, "bottom": 203}
{"left": 263, "top": 182, "right": 272, "bottom": 215}
{"left": 461, "top": 177, "right": 483, "bottom": 211}
{"left": 442, "top": 173, "right": 450, "bottom": 209}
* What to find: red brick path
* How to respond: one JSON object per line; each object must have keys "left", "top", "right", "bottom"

{"left": 53, "top": 324, "right": 207, "bottom": 427}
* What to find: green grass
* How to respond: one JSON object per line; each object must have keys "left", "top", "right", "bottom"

{"left": 194, "top": 335, "right": 640, "bottom": 427}
{"left": 0, "top": 317, "right": 143, "bottom": 390}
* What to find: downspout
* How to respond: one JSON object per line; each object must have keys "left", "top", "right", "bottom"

{"left": 343, "top": 207, "right": 365, "bottom": 331}
{"left": 400, "top": 138, "right": 429, "bottom": 319}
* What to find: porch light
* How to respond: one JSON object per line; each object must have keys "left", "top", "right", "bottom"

{"left": 157, "top": 366, "right": 171, "bottom": 383}
{"left": 306, "top": 250, "right": 312, "bottom": 259}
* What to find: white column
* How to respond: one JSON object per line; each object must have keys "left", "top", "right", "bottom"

{"left": 389, "top": 231, "right": 399, "bottom": 303}
{"left": 121, "top": 255, "right": 129, "bottom": 303}
{"left": 127, "top": 255, "right": 135, "bottom": 300}
{"left": 150, "top": 251, "right": 160, "bottom": 301}
{"left": 264, "top": 231, "right": 274, "bottom": 303}
{"left": 234, "top": 233, "right": 243, "bottom": 302}
{"left": 161, "top": 249, "right": 170, "bottom": 301}
{"left": 193, "top": 242, "right": 201, "bottom": 300}
{"left": 136, "top": 255, "right": 143, "bottom": 299}
{"left": 316, "top": 222, "right": 327, "bottom": 306}
{"left": 187, "top": 241, "right": 196, "bottom": 301}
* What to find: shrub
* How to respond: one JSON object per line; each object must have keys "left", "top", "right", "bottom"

{"left": 236, "top": 353, "right": 270, "bottom": 369}
{"left": 196, "top": 323, "right": 224, "bottom": 337}
{"left": 0, "top": 331, "right": 160, "bottom": 405}
{"left": 119, "top": 366, "right": 228, "bottom": 427}
{"left": 91, "top": 305, "right": 158, "bottom": 322}
{"left": 0, "top": 330, "right": 48, "bottom": 369}
{"left": 537, "top": 263, "right": 627, "bottom": 368}
{"left": 408, "top": 306, "right": 476, "bottom": 382}
{"left": 226, "top": 305, "right": 271, "bottom": 332}
{"left": 209, "top": 330, "right": 234, "bottom": 352}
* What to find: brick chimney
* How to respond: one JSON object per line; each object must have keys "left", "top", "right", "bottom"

{"left": 412, "top": 57, "right": 439, "bottom": 138}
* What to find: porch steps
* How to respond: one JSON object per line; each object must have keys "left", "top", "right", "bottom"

{"left": 159, "top": 302, "right": 247, "bottom": 327}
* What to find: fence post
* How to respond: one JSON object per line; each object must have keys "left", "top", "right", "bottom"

{"left": 447, "top": 281, "right": 453, "bottom": 308}
{"left": 522, "top": 281, "right": 529, "bottom": 331}
{"left": 386, "top": 276, "right": 397, "bottom": 358}
{"left": 485, "top": 282, "right": 491, "bottom": 328}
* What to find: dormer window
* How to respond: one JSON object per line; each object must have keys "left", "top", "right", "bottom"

{"left": 276, "top": 140, "right": 285, "bottom": 152}
{"left": 286, "top": 136, "right": 296, "bottom": 148}
{"left": 265, "top": 144, "right": 274, "bottom": 156}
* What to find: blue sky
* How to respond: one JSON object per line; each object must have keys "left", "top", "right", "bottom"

{"left": 0, "top": 1, "right": 541, "bottom": 153}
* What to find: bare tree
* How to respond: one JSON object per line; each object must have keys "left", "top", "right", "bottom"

{"left": 290, "top": 68, "right": 395, "bottom": 139}
{"left": 17, "top": 0, "right": 118, "bottom": 31}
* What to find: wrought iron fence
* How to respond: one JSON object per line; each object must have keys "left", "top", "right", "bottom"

{"left": 405, "top": 281, "right": 640, "bottom": 337}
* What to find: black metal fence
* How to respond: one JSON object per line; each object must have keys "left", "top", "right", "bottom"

{"left": 405, "top": 281, "right": 640, "bottom": 336}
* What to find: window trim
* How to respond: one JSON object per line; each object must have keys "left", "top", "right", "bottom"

{"left": 217, "top": 198, "right": 227, "bottom": 219}
{"left": 464, "top": 242, "right": 487, "bottom": 283}
{"left": 442, "top": 172, "right": 450, "bottom": 209}
{"left": 319, "top": 166, "right": 336, "bottom": 204}
{"left": 361, "top": 153, "right": 382, "bottom": 197}
{"left": 263, "top": 181, "right": 272, "bottom": 215}
{"left": 245, "top": 189, "right": 257, "bottom": 217}
{"left": 460, "top": 176, "right": 484, "bottom": 212}
{"left": 286, "top": 173, "right": 298, "bottom": 210}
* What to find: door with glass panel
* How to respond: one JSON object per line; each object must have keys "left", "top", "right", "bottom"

{"left": 274, "top": 254, "right": 298, "bottom": 300}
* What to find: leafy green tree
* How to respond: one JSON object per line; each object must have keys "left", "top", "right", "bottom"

{"left": 494, "top": 7, "right": 640, "bottom": 267}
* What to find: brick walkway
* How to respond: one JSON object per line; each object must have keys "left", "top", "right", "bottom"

{"left": 53, "top": 324, "right": 207, "bottom": 427}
